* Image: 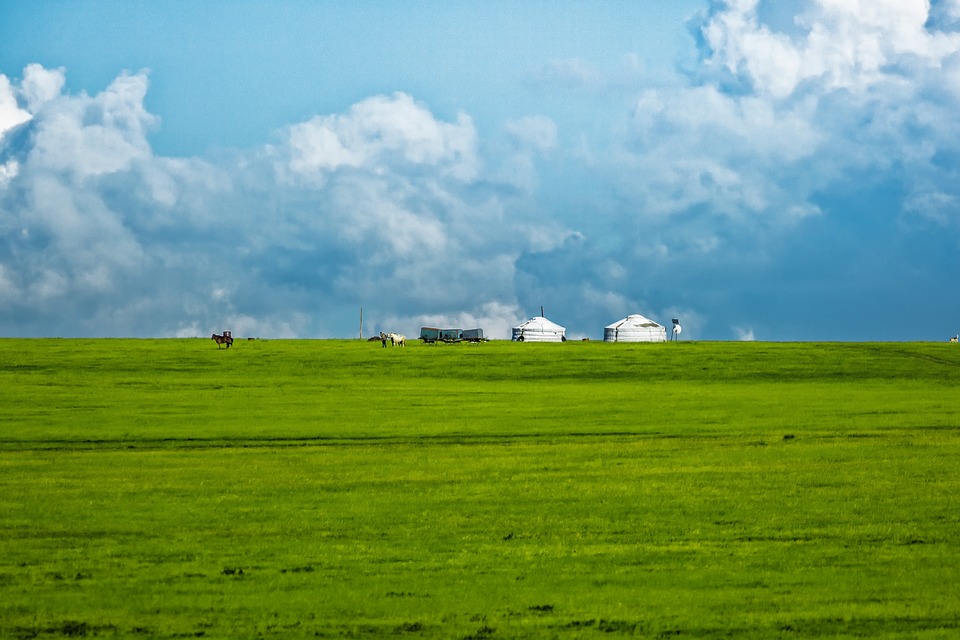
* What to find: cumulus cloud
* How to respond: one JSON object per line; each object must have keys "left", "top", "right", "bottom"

{"left": 700, "top": 0, "right": 960, "bottom": 99}
{"left": 24, "top": 70, "right": 155, "bottom": 180}
{"left": 0, "top": 159, "right": 18, "bottom": 188}
{"left": 622, "top": 84, "right": 823, "bottom": 223}
{"left": 19, "top": 63, "right": 65, "bottom": 112}
{"left": 0, "top": 72, "right": 32, "bottom": 186}
{"left": 0, "top": 73, "right": 32, "bottom": 136}
{"left": 614, "top": 0, "right": 960, "bottom": 234}
{"left": 493, "top": 115, "right": 560, "bottom": 191}
{"left": 278, "top": 92, "right": 478, "bottom": 183}
{"left": 516, "top": 0, "right": 960, "bottom": 339}
{"left": 0, "top": 66, "right": 544, "bottom": 338}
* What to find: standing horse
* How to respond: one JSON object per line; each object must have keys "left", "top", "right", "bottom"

{"left": 212, "top": 333, "right": 234, "bottom": 349}
{"left": 379, "top": 331, "right": 406, "bottom": 347}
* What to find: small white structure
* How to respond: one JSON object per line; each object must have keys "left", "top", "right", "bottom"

{"left": 512, "top": 316, "right": 566, "bottom": 342}
{"left": 604, "top": 314, "right": 666, "bottom": 343}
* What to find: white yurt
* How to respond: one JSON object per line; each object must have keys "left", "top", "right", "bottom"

{"left": 512, "top": 316, "right": 567, "bottom": 342}
{"left": 604, "top": 314, "right": 666, "bottom": 343}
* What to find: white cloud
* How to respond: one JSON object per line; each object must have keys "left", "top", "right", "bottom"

{"left": 0, "top": 65, "right": 551, "bottom": 337}
{"left": 701, "top": 0, "right": 960, "bottom": 99}
{"left": 27, "top": 70, "right": 155, "bottom": 179}
{"left": 618, "top": 84, "right": 822, "bottom": 226}
{"left": 496, "top": 115, "right": 559, "bottom": 190}
{"left": 602, "top": 0, "right": 960, "bottom": 250}
{"left": 20, "top": 63, "right": 65, "bottom": 112}
{"left": 0, "top": 73, "right": 31, "bottom": 137}
{"left": 0, "top": 159, "right": 18, "bottom": 187}
{"left": 280, "top": 92, "right": 478, "bottom": 183}
{"left": 701, "top": 3, "right": 805, "bottom": 99}
{"left": 326, "top": 174, "right": 449, "bottom": 259}
{"left": 530, "top": 1, "right": 958, "bottom": 339}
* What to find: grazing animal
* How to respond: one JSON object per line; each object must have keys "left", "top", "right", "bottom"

{"left": 951, "top": 335, "right": 958, "bottom": 343}
{"left": 379, "top": 331, "right": 406, "bottom": 347}
{"left": 211, "top": 333, "right": 233, "bottom": 349}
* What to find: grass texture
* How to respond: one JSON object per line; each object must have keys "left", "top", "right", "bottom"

{"left": 1, "top": 339, "right": 959, "bottom": 638}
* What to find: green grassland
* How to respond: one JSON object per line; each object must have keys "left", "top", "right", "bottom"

{"left": 1, "top": 339, "right": 959, "bottom": 639}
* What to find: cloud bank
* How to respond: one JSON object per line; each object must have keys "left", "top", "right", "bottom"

{"left": 2, "top": 1, "right": 960, "bottom": 340}
{"left": 0, "top": 67, "right": 545, "bottom": 337}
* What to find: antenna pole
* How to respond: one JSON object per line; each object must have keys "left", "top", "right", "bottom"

{"left": 541, "top": 305, "right": 544, "bottom": 317}
{"left": 359, "top": 307, "right": 363, "bottom": 340}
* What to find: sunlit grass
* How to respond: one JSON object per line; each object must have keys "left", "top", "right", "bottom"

{"left": 1, "top": 339, "right": 959, "bottom": 638}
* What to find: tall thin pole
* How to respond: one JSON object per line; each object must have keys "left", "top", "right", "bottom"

{"left": 359, "top": 307, "right": 363, "bottom": 340}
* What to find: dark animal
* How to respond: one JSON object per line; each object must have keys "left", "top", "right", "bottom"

{"left": 212, "top": 333, "right": 234, "bottom": 349}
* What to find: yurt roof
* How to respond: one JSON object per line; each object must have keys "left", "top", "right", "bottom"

{"left": 514, "top": 316, "right": 566, "bottom": 332}
{"left": 605, "top": 314, "right": 663, "bottom": 330}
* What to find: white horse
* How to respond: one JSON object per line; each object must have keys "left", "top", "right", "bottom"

{"left": 380, "top": 331, "right": 406, "bottom": 347}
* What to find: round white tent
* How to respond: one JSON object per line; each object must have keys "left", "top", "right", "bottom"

{"left": 604, "top": 314, "right": 666, "bottom": 343}
{"left": 512, "top": 316, "right": 566, "bottom": 342}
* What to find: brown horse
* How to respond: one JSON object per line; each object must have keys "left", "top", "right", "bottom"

{"left": 211, "top": 333, "right": 234, "bottom": 349}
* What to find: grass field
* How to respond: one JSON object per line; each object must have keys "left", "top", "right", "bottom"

{"left": 1, "top": 338, "right": 959, "bottom": 639}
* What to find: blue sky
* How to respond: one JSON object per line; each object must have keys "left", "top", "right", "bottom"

{"left": 2, "top": 0, "right": 960, "bottom": 340}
